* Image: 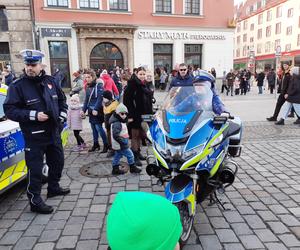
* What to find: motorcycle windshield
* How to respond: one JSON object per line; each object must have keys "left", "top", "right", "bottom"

{"left": 162, "top": 82, "right": 213, "bottom": 115}
{"left": 159, "top": 82, "right": 214, "bottom": 138}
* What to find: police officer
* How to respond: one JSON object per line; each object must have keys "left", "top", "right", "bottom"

{"left": 3, "top": 49, "right": 70, "bottom": 214}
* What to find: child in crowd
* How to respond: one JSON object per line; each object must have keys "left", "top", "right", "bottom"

{"left": 103, "top": 90, "right": 119, "bottom": 157}
{"left": 234, "top": 75, "right": 240, "bottom": 95}
{"left": 67, "top": 94, "right": 86, "bottom": 151}
{"left": 109, "top": 103, "right": 141, "bottom": 175}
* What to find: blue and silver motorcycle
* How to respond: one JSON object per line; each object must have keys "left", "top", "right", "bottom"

{"left": 146, "top": 82, "right": 242, "bottom": 243}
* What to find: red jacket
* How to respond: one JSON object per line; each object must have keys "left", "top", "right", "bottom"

{"left": 101, "top": 74, "right": 119, "bottom": 96}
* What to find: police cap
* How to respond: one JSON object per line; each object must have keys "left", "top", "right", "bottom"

{"left": 20, "top": 49, "right": 44, "bottom": 65}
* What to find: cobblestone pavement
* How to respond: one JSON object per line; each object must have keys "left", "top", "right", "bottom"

{"left": 1, "top": 94, "right": 300, "bottom": 249}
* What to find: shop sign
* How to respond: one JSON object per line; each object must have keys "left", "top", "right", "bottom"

{"left": 41, "top": 28, "right": 72, "bottom": 38}
{"left": 137, "top": 31, "right": 226, "bottom": 40}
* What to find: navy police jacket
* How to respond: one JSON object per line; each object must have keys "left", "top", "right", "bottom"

{"left": 3, "top": 70, "right": 68, "bottom": 145}
{"left": 169, "top": 73, "right": 226, "bottom": 115}
{"left": 169, "top": 73, "right": 193, "bottom": 89}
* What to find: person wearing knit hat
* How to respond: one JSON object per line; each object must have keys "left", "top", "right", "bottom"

{"left": 107, "top": 191, "right": 182, "bottom": 250}
{"left": 103, "top": 90, "right": 119, "bottom": 157}
{"left": 109, "top": 103, "right": 141, "bottom": 175}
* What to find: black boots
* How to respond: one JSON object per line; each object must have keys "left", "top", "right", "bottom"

{"left": 88, "top": 143, "right": 100, "bottom": 152}
{"left": 137, "top": 151, "right": 146, "bottom": 161}
{"left": 275, "top": 118, "right": 284, "bottom": 125}
{"left": 30, "top": 202, "right": 54, "bottom": 214}
{"left": 101, "top": 144, "right": 109, "bottom": 154}
{"left": 133, "top": 151, "right": 142, "bottom": 166}
{"left": 107, "top": 149, "right": 115, "bottom": 158}
{"left": 130, "top": 164, "right": 142, "bottom": 174}
{"left": 266, "top": 116, "right": 277, "bottom": 121}
{"left": 47, "top": 187, "right": 70, "bottom": 198}
{"left": 294, "top": 119, "right": 300, "bottom": 125}
{"left": 112, "top": 165, "right": 126, "bottom": 175}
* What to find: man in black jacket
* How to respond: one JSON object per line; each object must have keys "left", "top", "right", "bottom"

{"left": 267, "top": 62, "right": 291, "bottom": 121}
{"left": 275, "top": 66, "right": 300, "bottom": 125}
{"left": 4, "top": 50, "right": 70, "bottom": 214}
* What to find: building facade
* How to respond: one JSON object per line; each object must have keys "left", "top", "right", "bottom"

{"left": 33, "top": 0, "right": 234, "bottom": 87}
{"left": 0, "top": 0, "right": 34, "bottom": 74}
{"left": 234, "top": 0, "right": 300, "bottom": 71}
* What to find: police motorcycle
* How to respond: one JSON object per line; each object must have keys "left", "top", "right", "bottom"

{"left": 146, "top": 76, "right": 242, "bottom": 244}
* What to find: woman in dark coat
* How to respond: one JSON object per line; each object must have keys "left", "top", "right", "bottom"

{"left": 123, "top": 67, "right": 153, "bottom": 166}
{"left": 81, "top": 69, "right": 108, "bottom": 152}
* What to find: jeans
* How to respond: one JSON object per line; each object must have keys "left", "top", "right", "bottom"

{"left": 279, "top": 102, "right": 300, "bottom": 120}
{"left": 258, "top": 86, "right": 263, "bottom": 94}
{"left": 112, "top": 148, "right": 135, "bottom": 166}
{"left": 90, "top": 123, "right": 108, "bottom": 145}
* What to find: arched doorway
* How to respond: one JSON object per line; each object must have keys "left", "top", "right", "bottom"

{"left": 90, "top": 42, "right": 123, "bottom": 71}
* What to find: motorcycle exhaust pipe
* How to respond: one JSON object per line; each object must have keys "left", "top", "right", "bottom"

{"left": 219, "top": 161, "right": 238, "bottom": 188}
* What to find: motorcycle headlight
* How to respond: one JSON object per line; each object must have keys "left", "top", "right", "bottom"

{"left": 210, "top": 134, "right": 224, "bottom": 147}
{"left": 183, "top": 145, "right": 204, "bottom": 160}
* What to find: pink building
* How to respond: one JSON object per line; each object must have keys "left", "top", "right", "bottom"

{"left": 33, "top": 0, "right": 234, "bottom": 86}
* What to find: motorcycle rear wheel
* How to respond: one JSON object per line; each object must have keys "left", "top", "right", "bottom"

{"left": 175, "top": 201, "right": 194, "bottom": 245}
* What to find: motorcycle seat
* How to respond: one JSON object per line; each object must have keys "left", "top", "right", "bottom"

{"left": 227, "top": 121, "right": 241, "bottom": 137}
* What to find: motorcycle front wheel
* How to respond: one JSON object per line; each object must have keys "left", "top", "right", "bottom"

{"left": 175, "top": 201, "right": 194, "bottom": 244}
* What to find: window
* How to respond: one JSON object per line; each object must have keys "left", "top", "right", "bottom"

{"left": 243, "top": 34, "right": 247, "bottom": 42}
{"left": 276, "top": 6, "right": 282, "bottom": 18}
{"left": 184, "top": 44, "right": 202, "bottom": 69}
{"left": 265, "top": 41, "right": 271, "bottom": 53}
{"left": 257, "top": 44, "right": 262, "bottom": 54}
{"left": 153, "top": 44, "right": 173, "bottom": 73}
{"left": 243, "top": 20, "right": 248, "bottom": 30}
{"left": 185, "top": 0, "right": 200, "bottom": 15}
{"left": 237, "top": 23, "right": 241, "bottom": 33}
{"left": 257, "top": 1, "right": 261, "bottom": 9}
{"left": 286, "top": 26, "right": 292, "bottom": 36}
{"left": 79, "top": 0, "right": 99, "bottom": 8}
{"left": 258, "top": 14, "right": 263, "bottom": 24}
{"left": 48, "top": 41, "right": 70, "bottom": 88}
{"left": 237, "top": 36, "right": 240, "bottom": 44}
{"left": 243, "top": 46, "right": 247, "bottom": 57}
{"left": 250, "top": 23, "right": 254, "bottom": 31}
{"left": 47, "top": 0, "right": 68, "bottom": 7}
{"left": 236, "top": 48, "right": 240, "bottom": 57}
{"left": 156, "top": 0, "right": 171, "bottom": 13}
{"left": 250, "top": 37, "right": 254, "bottom": 43}
{"left": 287, "top": 8, "right": 293, "bottom": 17}
{"left": 285, "top": 44, "right": 291, "bottom": 52}
{"left": 0, "top": 42, "right": 10, "bottom": 61}
{"left": 267, "top": 10, "right": 272, "bottom": 21}
{"left": 109, "top": 0, "right": 128, "bottom": 11}
{"left": 266, "top": 26, "right": 271, "bottom": 37}
{"left": 275, "top": 39, "right": 280, "bottom": 50}
{"left": 257, "top": 28, "right": 262, "bottom": 39}
{"left": 0, "top": 6, "right": 8, "bottom": 31}
{"left": 298, "top": 34, "right": 300, "bottom": 46}
{"left": 275, "top": 22, "right": 281, "bottom": 34}
{"left": 90, "top": 42, "right": 123, "bottom": 70}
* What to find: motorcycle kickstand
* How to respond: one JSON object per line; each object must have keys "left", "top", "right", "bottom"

{"left": 214, "top": 192, "right": 230, "bottom": 211}
{"left": 209, "top": 192, "right": 230, "bottom": 211}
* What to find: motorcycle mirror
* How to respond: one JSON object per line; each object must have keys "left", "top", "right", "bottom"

{"left": 213, "top": 116, "right": 227, "bottom": 130}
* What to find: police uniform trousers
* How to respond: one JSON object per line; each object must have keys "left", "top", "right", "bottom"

{"left": 25, "top": 138, "right": 64, "bottom": 205}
